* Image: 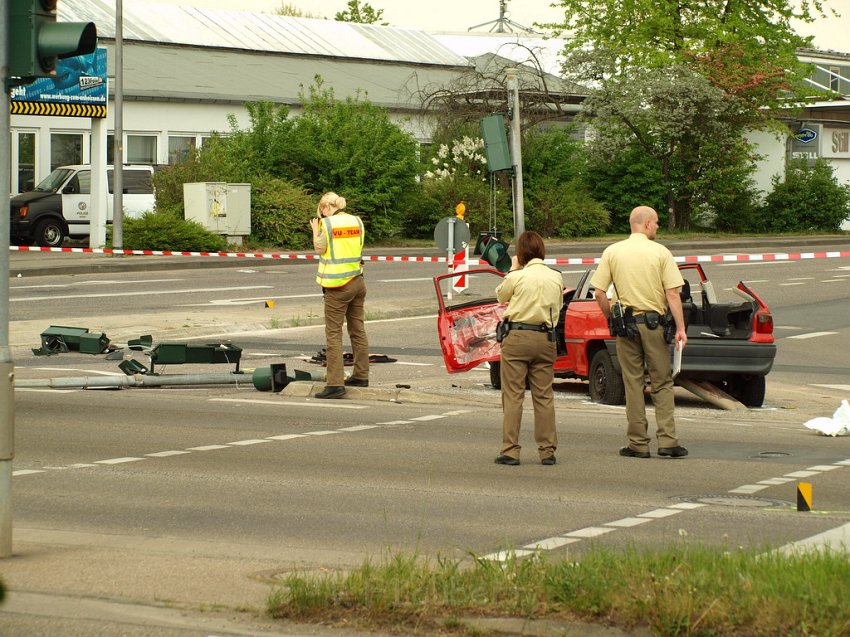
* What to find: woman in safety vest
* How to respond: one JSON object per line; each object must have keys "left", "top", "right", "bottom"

{"left": 309, "top": 192, "right": 369, "bottom": 399}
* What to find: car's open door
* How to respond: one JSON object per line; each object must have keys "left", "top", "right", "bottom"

{"left": 433, "top": 268, "right": 507, "bottom": 374}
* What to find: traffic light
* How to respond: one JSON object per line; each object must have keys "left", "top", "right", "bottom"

{"left": 481, "top": 237, "right": 512, "bottom": 273}
{"left": 7, "top": 0, "right": 97, "bottom": 84}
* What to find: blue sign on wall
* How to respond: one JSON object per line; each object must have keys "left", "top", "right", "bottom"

{"left": 794, "top": 127, "right": 818, "bottom": 144}
{"left": 10, "top": 47, "right": 107, "bottom": 118}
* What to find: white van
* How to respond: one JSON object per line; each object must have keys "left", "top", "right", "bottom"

{"left": 10, "top": 164, "right": 156, "bottom": 247}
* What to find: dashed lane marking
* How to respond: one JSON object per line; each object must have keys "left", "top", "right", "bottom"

{"left": 786, "top": 332, "right": 839, "bottom": 339}
{"left": 810, "top": 384, "right": 850, "bottom": 391}
{"left": 94, "top": 457, "right": 145, "bottom": 465}
{"left": 146, "top": 450, "right": 191, "bottom": 458}
{"left": 210, "top": 398, "right": 367, "bottom": 410}
{"left": 11, "top": 286, "right": 273, "bottom": 303}
{"left": 228, "top": 439, "right": 274, "bottom": 446}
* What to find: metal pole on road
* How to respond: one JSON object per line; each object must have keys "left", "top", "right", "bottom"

{"left": 505, "top": 67, "right": 524, "bottom": 238}
{"left": 1, "top": 0, "right": 17, "bottom": 558}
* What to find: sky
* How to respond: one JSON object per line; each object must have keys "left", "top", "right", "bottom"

{"left": 157, "top": 0, "right": 850, "bottom": 52}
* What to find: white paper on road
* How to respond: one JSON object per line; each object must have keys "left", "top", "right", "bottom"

{"left": 804, "top": 399, "right": 850, "bottom": 437}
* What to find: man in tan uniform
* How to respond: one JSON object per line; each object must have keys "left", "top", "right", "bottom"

{"left": 590, "top": 206, "right": 689, "bottom": 458}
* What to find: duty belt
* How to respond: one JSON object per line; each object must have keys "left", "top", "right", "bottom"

{"left": 507, "top": 322, "right": 550, "bottom": 332}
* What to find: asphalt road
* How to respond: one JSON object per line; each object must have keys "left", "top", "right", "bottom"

{"left": 3, "top": 241, "right": 850, "bottom": 635}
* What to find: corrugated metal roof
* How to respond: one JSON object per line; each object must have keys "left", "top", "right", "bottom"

{"left": 102, "top": 40, "right": 465, "bottom": 110}
{"left": 59, "top": 0, "right": 471, "bottom": 67}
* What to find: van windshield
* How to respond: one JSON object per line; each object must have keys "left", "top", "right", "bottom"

{"left": 34, "top": 168, "right": 74, "bottom": 193}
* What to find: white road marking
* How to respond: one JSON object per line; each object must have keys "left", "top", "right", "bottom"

{"left": 179, "top": 293, "right": 322, "bottom": 306}
{"left": 376, "top": 277, "right": 433, "bottom": 283}
{"left": 564, "top": 527, "right": 615, "bottom": 538}
{"left": 776, "top": 522, "right": 850, "bottom": 555}
{"left": 758, "top": 478, "right": 794, "bottom": 485}
{"left": 410, "top": 415, "right": 446, "bottom": 421}
{"left": 807, "top": 465, "right": 840, "bottom": 471}
{"left": 12, "top": 278, "right": 180, "bottom": 290}
{"left": 186, "top": 445, "right": 231, "bottom": 451}
{"left": 376, "top": 420, "right": 413, "bottom": 425}
{"left": 523, "top": 537, "right": 581, "bottom": 550}
{"left": 667, "top": 502, "right": 707, "bottom": 510}
{"left": 784, "top": 470, "right": 820, "bottom": 478}
{"left": 228, "top": 439, "right": 273, "bottom": 446}
{"left": 773, "top": 326, "right": 803, "bottom": 330}
{"left": 638, "top": 508, "right": 683, "bottom": 518}
{"left": 146, "top": 450, "right": 191, "bottom": 458}
{"left": 810, "top": 384, "right": 850, "bottom": 391}
{"left": 339, "top": 425, "right": 380, "bottom": 432}
{"left": 266, "top": 434, "right": 307, "bottom": 441}
{"left": 11, "top": 286, "right": 273, "bottom": 303}
{"left": 304, "top": 430, "right": 341, "bottom": 436}
{"left": 729, "top": 484, "right": 769, "bottom": 494}
{"left": 821, "top": 279, "right": 844, "bottom": 283}
{"left": 481, "top": 549, "right": 536, "bottom": 561}
{"left": 779, "top": 282, "right": 806, "bottom": 286}
{"left": 12, "top": 469, "right": 45, "bottom": 476}
{"left": 95, "top": 457, "right": 145, "bottom": 465}
{"left": 393, "top": 361, "right": 434, "bottom": 366}
{"left": 786, "top": 332, "right": 839, "bottom": 340}
{"left": 69, "top": 464, "right": 97, "bottom": 468}
{"left": 605, "top": 517, "right": 652, "bottom": 528}
{"left": 836, "top": 459, "right": 850, "bottom": 466}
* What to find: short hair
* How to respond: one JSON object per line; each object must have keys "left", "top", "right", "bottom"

{"left": 318, "top": 192, "right": 346, "bottom": 214}
{"left": 515, "top": 230, "right": 545, "bottom": 266}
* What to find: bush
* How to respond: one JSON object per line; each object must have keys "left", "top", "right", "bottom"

{"left": 115, "top": 210, "right": 228, "bottom": 252}
{"left": 585, "top": 146, "right": 667, "bottom": 232}
{"left": 250, "top": 178, "right": 317, "bottom": 250}
{"left": 531, "top": 180, "right": 611, "bottom": 238}
{"left": 757, "top": 158, "right": 850, "bottom": 232}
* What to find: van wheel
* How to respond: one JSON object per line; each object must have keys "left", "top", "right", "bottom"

{"left": 589, "top": 349, "right": 625, "bottom": 404}
{"left": 489, "top": 361, "right": 501, "bottom": 390}
{"left": 33, "top": 219, "right": 66, "bottom": 247}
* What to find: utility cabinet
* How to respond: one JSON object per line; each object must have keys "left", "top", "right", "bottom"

{"left": 183, "top": 182, "right": 251, "bottom": 245}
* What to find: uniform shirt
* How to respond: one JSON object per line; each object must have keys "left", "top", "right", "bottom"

{"left": 496, "top": 259, "right": 564, "bottom": 327}
{"left": 590, "top": 233, "right": 684, "bottom": 314}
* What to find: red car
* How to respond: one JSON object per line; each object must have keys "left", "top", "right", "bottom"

{"left": 434, "top": 263, "right": 776, "bottom": 407}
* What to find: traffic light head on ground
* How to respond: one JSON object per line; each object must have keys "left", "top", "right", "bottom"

{"left": 7, "top": 0, "right": 97, "bottom": 84}
{"left": 481, "top": 237, "right": 512, "bottom": 273}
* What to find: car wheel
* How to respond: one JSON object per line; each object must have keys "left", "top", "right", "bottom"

{"left": 33, "top": 219, "right": 66, "bottom": 248}
{"left": 727, "top": 374, "right": 766, "bottom": 407}
{"left": 589, "top": 349, "right": 625, "bottom": 404}
{"left": 489, "top": 360, "right": 501, "bottom": 390}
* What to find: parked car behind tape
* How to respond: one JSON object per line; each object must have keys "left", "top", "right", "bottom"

{"left": 10, "top": 164, "right": 155, "bottom": 247}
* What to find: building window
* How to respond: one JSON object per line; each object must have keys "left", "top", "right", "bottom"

{"left": 127, "top": 135, "right": 157, "bottom": 164}
{"left": 17, "top": 132, "right": 36, "bottom": 192}
{"left": 829, "top": 66, "right": 840, "bottom": 92}
{"left": 51, "top": 133, "right": 83, "bottom": 171}
{"left": 168, "top": 136, "right": 196, "bottom": 163}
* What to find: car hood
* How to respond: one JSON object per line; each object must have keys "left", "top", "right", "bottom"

{"left": 11, "top": 191, "right": 57, "bottom": 206}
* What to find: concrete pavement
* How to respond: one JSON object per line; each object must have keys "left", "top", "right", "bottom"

{"left": 2, "top": 235, "right": 849, "bottom": 636}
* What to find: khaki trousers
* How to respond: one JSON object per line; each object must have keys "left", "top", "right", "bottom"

{"left": 615, "top": 324, "right": 678, "bottom": 452}
{"left": 499, "top": 330, "right": 558, "bottom": 460}
{"left": 323, "top": 275, "right": 369, "bottom": 387}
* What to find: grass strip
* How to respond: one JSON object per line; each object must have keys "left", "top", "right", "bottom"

{"left": 268, "top": 545, "right": 850, "bottom": 636}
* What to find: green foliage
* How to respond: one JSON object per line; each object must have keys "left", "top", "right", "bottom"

{"left": 115, "top": 210, "right": 228, "bottom": 252}
{"left": 249, "top": 178, "right": 317, "bottom": 249}
{"left": 530, "top": 181, "right": 610, "bottom": 238}
{"left": 279, "top": 83, "right": 421, "bottom": 242}
{"left": 334, "top": 0, "right": 387, "bottom": 25}
{"left": 268, "top": 545, "right": 850, "bottom": 636}
{"left": 758, "top": 159, "right": 850, "bottom": 232}
{"left": 522, "top": 126, "right": 608, "bottom": 236}
{"left": 586, "top": 146, "right": 667, "bottom": 233}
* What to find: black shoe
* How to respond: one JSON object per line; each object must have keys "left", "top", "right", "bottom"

{"left": 541, "top": 456, "right": 557, "bottom": 466}
{"left": 658, "top": 445, "right": 688, "bottom": 458}
{"left": 314, "top": 386, "right": 346, "bottom": 399}
{"left": 494, "top": 455, "right": 520, "bottom": 465}
{"left": 619, "top": 446, "right": 651, "bottom": 458}
{"left": 344, "top": 377, "right": 369, "bottom": 387}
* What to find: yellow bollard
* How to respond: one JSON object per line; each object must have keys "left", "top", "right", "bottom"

{"left": 264, "top": 300, "right": 275, "bottom": 309}
{"left": 797, "top": 482, "right": 812, "bottom": 512}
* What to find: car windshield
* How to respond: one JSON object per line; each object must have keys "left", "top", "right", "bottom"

{"left": 33, "top": 168, "right": 74, "bottom": 193}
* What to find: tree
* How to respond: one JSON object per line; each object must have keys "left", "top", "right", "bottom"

{"left": 274, "top": 3, "right": 322, "bottom": 18}
{"left": 334, "top": 0, "right": 387, "bottom": 25}
{"left": 544, "top": 0, "right": 837, "bottom": 229}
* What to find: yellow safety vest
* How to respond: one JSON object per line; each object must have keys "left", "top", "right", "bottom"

{"left": 316, "top": 212, "right": 365, "bottom": 287}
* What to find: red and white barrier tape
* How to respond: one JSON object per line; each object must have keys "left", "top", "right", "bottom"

{"left": 8, "top": 245, "right": 850, "bottom": 263}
